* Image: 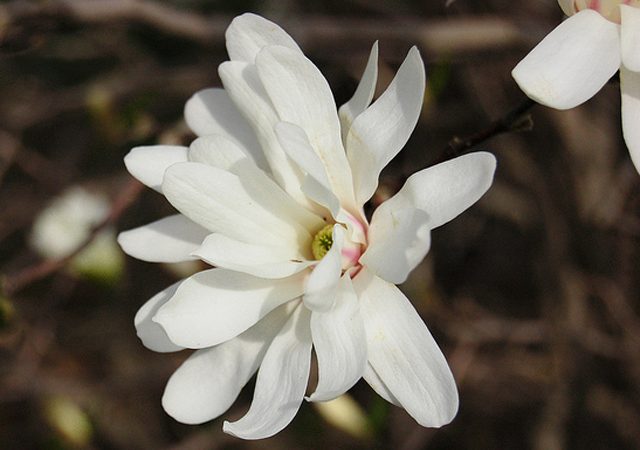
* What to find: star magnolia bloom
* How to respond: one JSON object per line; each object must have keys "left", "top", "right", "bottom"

{"left": 512, "top": 1, "right": 640, "bottom": 173}
{"left": 118, "top": 13, "right": 497, "bottom": 439}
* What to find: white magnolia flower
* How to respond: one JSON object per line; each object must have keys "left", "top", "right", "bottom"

{"left": 118, "top": 13, "right": 497, "bottom": 439}
{"left": 512, "top": 1, "right": 640, "bottom": 173}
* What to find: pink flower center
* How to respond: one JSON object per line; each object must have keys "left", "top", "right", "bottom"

{"left": 339, "top": 212, "right": 368, "bottom": 277}
{"left": 310, "top": 212, "right": 368, "bottom": 278}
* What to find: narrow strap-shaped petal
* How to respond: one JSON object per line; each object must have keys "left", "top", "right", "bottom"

{"left": 223, "top": 304, "right": 312, "bottom": 440}
{"left": 621, "top": 5, "right": 640, "bottom": 72}
{"left": 192, "top": 233, "right": 315, "bottom": 279}
{"left": 189, "top": 135, "right": 325, "bottom": 234}
{"left": 621, "top": 66, "right": 640, "bottom": 174}
{"left": 162, "top": 303, "right": 294, "bottom": 424}
{"left": 308, "top": 275, "right": 367, "bottom": 402}
{"left": 275, "top": 121, "right": 341, "bottom": 217}
{"left": 360, "top": 207, "right": 431, "bottom": 284}
{"left": 124, "top": 145, "right": 188, "bottom": 193}
{"left": 218, "top": 61, "right": 313, "bottom": 209}
{"left": 255, "top": 45, "right": 357, "bottom": 210}
{"left": 338, "top": 42, "right": 379, "bottom": 141}
{"left": 303, "top": 225, "right": 345, "bottom": 312}
{"left": 362, "top": 362, "right": 401, "bottom": 406}
{"left": 153, "top": 268, "right": 306, "bottom": 348}
{"left": 346, "top": 46, "right": 426, "bottom": 207}
{"left": 373, "top": 152, "right": 496, "bottom": 230}
{"left": 162, "top": 162, "right": 313, "bottom": 249}
{"left": 183, "top": 88, "right": 266, "bottom": 169}
{"left": 512, "top": 9, "right": 620, "bottom": 109}
{"left": 118, "top": 214, "right": 209, "bottom": 263}
{"left": 355, "top": 270, "right": 458, "bottom": 427}
{"left": 188, "top": 133, "right": 248, "bottom": 168}
{"left": 225, "top": 13, "right": 302, "bottom": 63}
{"left": 134, "top": 281, "right": 185, "bottom": 353}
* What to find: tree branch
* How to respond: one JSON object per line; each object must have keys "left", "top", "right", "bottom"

{"left": 437, "top": 97, "right": 536, "bottom": 164}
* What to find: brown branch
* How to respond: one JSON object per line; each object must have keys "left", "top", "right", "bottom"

{"left": 1, "top": 178, "right": 143, "bottom": 297}
{"left": 437, "top": 97, "right": 536, "bottom": 164}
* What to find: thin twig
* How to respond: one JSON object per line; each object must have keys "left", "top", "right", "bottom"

{"left": 437, "top": 97, "right": 536, "bottom": 164}
{"left": 1, "top": 178, "right": 143, "bottom": 297}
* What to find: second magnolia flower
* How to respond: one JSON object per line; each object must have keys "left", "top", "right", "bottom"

{"left": 118, "top": 13, "right": 497, "bottom": 440}
{"left": 512, "top": 0, "right": 640, "bottom": 173}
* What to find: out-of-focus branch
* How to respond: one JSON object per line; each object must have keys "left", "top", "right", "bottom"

{"left": 1, "top": 0, "right": 528, "bottom": 56}
{"left": 1, "top": 178, "right": 143, "bottom": 297}
{"left": 438, "top": 97, "right": 536, "bottom": 163}
{"left": 1, "top": 0, "right": 220, "bottom": 43}
{"left": 1, "top": 63, "right": 211, "bottom": 132}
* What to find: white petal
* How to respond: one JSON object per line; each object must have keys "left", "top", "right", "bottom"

{"left": 183, "top": 88, "right": 266, "bottom": 169}
{"left": 363, "top": 363, "right": 401, "bottom": 406}
{"left": 134, "top": 281, "right": 185, "bottom": 353}
{"left": 361, "top": 208, "right": 431, "bottom": 284}
{"left": 153, "top": 268, "right": 306, "bottom": 348}
{"left": 188, "top": 133, "right": 250, "bottom": 168}
{"left": 621, "top": 5, "right": 640, "bottom": 72}
{"left": 219, "top": 61, "right": 311, "bottom": 208}
{"left": 225, "top": 13, "right": 302, "bottom": 63}
{"left": 192, "top": 233, "right": 314, "bottom": 279}
{"left": 338, "top": 42, "right": 379, "bottom": 141}
{"left": 162, "top": 303, "right": 293, "bottom": 424}
{"left": 303, "top": 225, "right": 344, "bottom": 312}
{"left": 223, "top": 304, "right": 312, "bottom": 440}
{"left": 189, "top": 135, "right": 325, "bottom": 234}
{"left": 336, "top": 209, "right": 368, "bottom": 245}
{"left": 124, "top": 145, "right": 188, "bottom": 193}
{"left": 162, "top": 162, "right": 313, "bottom": 250}
{"left": 346, "top": 46, "right": 426, "bottom": 206}
{"left": 373, "top": 152, "right": 496, "bottom": 230}
{"left": 255, "top": 45, "right": 356, "bottom": 209}
{"left": 308, "top": 276, "right": 367, "bottom": 402}
{"left": 275, "top": 121, "right": 341, "bottom": 217}
{"left": 118, "top": 214, "right": 209, "bottom": 263}
{"left": 274, "top": 122, "right": 332, "bottom": 193}
{"left": 512, "top": 10, "right": 620, "bottom": 109}
{"left": 621, "top": 66, "right": 640, "bottom": 174}
{"left": 355, "top": 270, "right": 458, "bottom": 427}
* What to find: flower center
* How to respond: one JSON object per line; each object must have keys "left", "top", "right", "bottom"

{"left": 311, "top": 224, "right": 334, "bottom": 260}
{"left": 310, "top": 221, "right": 366, "bottom": 276}
{"left": 567, "top": 0, "right": 640, "bottom": 22}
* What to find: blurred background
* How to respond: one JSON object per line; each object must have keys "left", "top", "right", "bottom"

{"left": 2, "top": 1, "right": 640, "bottom": 449}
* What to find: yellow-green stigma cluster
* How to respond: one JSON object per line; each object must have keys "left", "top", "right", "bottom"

{"left": 311, "top": 224, "right": 334, "bottom": 260}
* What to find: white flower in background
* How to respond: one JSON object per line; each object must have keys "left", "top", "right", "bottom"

{"left": 118, "top": 13, "right": 496, "bottom": 439}
{"left": 512, "top": 1, "right": 640, "bottom": 173}
{"left": 30, "top": 187, "right": 123, "bottom": 281}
